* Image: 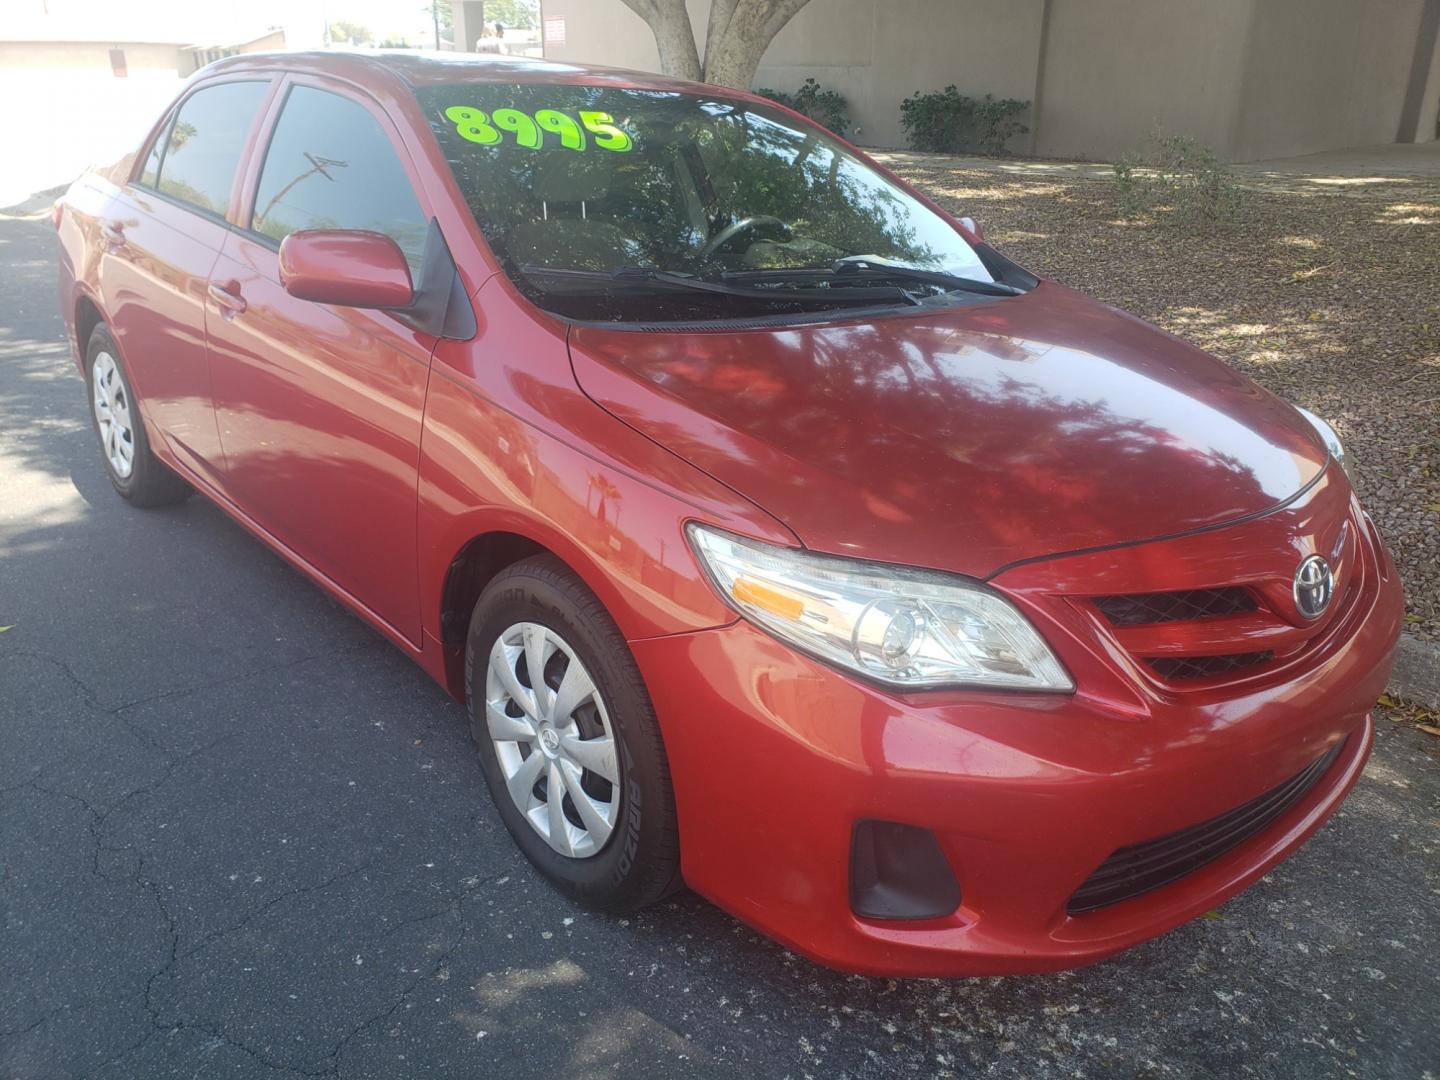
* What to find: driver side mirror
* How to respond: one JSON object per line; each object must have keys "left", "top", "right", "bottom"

{"left": 958, "top": 216, "right": 984, "bottom": 242}
{"left": 279, "top": 229, "right": 414, "bottom": 309}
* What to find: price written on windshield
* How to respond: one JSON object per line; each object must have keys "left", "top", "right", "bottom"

{"left": 443, "top": 106, "right": 634, "bottom": 152}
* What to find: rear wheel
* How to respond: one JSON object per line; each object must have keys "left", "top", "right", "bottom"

{"left": 465, "top": 555, "right": 682, "bottom": 911}
{"left": 85, "top": 324, "right": 190, "bottom": 507}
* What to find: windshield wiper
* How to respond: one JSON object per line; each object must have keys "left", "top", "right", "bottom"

{"left": 519, "top": 264, "right": 919, "bottom": 306}
{"left": 722, "top": 259, "right": 1024, "bottom": 297}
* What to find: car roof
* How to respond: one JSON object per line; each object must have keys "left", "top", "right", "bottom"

{"left": 198, "top": 49, "right": 738, "bottom": 99}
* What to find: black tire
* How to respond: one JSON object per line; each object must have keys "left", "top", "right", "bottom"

{"left": 84, "top": 324, "right": 191, "bottom": 507}
{"left": 465, "top": 555, "right": 682, "bottom": 911}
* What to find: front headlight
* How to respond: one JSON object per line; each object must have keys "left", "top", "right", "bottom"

{"left": 1295, "top": 406, "right": 1350, "bottom": 478}
{"left": 686, "top": 524, "right": 1073, "bottom": 692}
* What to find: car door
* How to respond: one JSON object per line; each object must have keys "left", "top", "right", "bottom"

{"left": 206, "top": 78, "right": 435, "bottom": 645}
{"left": 99, "top": 78, "right": 274, "bottom": 485}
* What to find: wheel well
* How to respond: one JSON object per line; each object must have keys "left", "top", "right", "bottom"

{"left": 439, "top": 532, "right": 549, "bottom": 646}
{"left": 75, "top": 295, "right": 103, "bottom": 361}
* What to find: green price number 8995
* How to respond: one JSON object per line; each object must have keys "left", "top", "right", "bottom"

{"left": 444, "top": 106, "right": 633, "bottom": 152}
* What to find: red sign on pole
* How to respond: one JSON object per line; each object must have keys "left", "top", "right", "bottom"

{"left": 543, "top": 15, "right": 567, "bottom": 46}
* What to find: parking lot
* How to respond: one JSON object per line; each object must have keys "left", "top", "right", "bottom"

{"left": 2, "top": 200, "right": 1437, "bottom": 1078}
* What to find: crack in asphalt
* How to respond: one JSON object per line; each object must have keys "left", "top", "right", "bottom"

{"left": 108, "top": 638, "right": 384, "bottom": 723}
{"left": 2, "top": 639, "right": 487, "bottom": 1077}
{"left": 1, "top": 637, "right": 398, "bottom": 845}
{"left": 324, "top": 904, "right": 473, "bottom": 1076}
{"left": 125, "top": 874, "right": 506, "bottom": 1079}
{"left": 4, "top": 774, "right": 510, "bottom": 1080}
{"left": 174, "top": 862, "right": 381, "bottom": 964}
{"left": 0, "top": 1011, "right": 63, "bottom": 1042}
{"left": 3, "top": 639, "right": 384, "bottom": 765}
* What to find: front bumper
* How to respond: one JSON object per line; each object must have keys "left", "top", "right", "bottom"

{"left": 630, "top": 504, "right": 1403, "bottom": 977}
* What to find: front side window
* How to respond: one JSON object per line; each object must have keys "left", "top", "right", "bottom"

{"left": 155, "top": 81, "right": 269, "bottom": 216}
{"left": 417, "top": 83, "right": 1000, "bottom": 323}
{"left": 251, "top": 86, "right": 429, "bottom": 277}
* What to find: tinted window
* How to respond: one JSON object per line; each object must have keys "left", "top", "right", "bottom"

{"left": 252, "top": 86, "right": 428, "bottom": 276}
{"left": 156, "top": 81, "right": 269, "bottom": 216}
{"left": 416, "top": 83, "right": 993, "bottom": 322}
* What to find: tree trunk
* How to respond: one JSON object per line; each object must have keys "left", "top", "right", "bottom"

{"left": 618, "top": 0, "right": 702, "bottom": 82}
{"left": 701, "top": 0, "right": 814, "bottom": 88}
{"left": 621, "top": 0, "right": 814, "bottom": 90}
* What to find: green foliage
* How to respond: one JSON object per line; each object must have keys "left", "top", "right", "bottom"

{"left": 166, "top": 120, "right": 197, "bottom": 152}
{"left": 900, "top": 87, "right": 1029, "bottom": 156}
{"left": 1112, "top": 132, "right": 1246, "bottom": 231}
{"left": 424, "top": 1, "right": 453, "bottom": 33}
{"left": 329, "top": 19, "right": 373, "bottom": 45}
{"left": 483, "top": 0, "right": 540, "bottom": 30}
{"left": 756, "top": 78, "right": 851, "bottom": 137}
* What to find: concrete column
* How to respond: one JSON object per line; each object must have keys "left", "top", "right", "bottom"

{"left": 1028, "top": 0, "right": 1052, "bottom": 154}
{"left": 1398, "top": 0, "right": 1440, "bottom": 141}
{"left": 450, "top": 0, "right": 487, "bottom": 52}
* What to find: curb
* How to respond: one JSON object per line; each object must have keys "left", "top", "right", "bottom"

{"left": 1389, "top": 633, "right": 1440, "bottom": 708}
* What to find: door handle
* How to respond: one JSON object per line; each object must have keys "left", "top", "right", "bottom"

{"left": 100, "top": 221, "right": 125, "bottom": 249}
{"left": 208, "top": 281, "right": 247, "bottom": 318}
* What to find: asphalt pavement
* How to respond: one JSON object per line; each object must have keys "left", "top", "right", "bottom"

{"left": 2, "top": 206, "right": 1437, "bottom": 1079}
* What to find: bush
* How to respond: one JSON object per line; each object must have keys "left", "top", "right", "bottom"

{"left": 900, "top": 87, "right": 1029, "bottom": 156}
{"left": 1112, "top": 132, "right": 1246, "bottom": 231}
{"left": 756, "top": 78, "right": 850, "bottom": 136}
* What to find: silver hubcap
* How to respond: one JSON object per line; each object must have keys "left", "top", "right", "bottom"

{"left": 485, "top": 622, "right": 620, "bottom": 859}
{"left": 91, "top": 351, "right": 135, "bottom": 479}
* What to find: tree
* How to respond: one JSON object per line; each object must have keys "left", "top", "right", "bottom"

{"left": 329, "top": 19, "right": 373, "bottom": 46}
{"left": 484, "top": 0, "right": 540, "bottom": 30}
{"left": 617, "top": 0, "right": 813, "bottom": 88}
{"left": 425, "top": 1, "right": 452, "bottom": 48}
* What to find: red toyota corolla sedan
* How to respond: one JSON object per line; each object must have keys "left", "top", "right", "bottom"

{"left": 55, "top": 51, "right": 1403, "bottom": 977}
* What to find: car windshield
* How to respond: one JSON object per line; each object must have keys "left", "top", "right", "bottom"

{"left": 416, "top": 82, "right": 997, "bottom": 322}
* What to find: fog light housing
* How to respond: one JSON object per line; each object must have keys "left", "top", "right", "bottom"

{"left": 850, "top": 820, "right": 961, "bottom": 921}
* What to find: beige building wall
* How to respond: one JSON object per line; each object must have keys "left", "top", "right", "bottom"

{"left": 757, "top": 0, "right": 1044, "bottom": 147}
{"left": 1030, "top": 0, "right": 1254, "bottom": 160}
{"left": 0, "top": 42, "right": 185, "bottom": 205}
{"left": 1229, "top": 0, "right": 1431, "bottom": 160}
{"left": 0, "top": 40, "right": 186, "bottom": 72}
{"left": 532, "top": 0, "right": 701, "bottom": 70}
{"left": 537, "top": 0, "right": 1043, "bottom": 147}
{"left": 0, "top": 30, "right": 285, "bottom": 205}
{"left": 534, "top": 0, "right": 1436, "bottom": 160}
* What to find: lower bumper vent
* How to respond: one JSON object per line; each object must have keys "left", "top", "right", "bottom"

{"left": 850, "top": 820, "right": 961, "bottom": 921}
{"left": 1067, "top": 740, "right": 1344, "bottom": 914}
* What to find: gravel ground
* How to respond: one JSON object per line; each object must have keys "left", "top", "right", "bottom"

{"left": 882, "top": 154, "right": 1440, "bottom": 642}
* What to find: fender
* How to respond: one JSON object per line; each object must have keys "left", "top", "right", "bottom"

{"left": 55, "top": 179, "right": 116, "bottom": 368}
{"left": 416, "top": 276, "right": 797, "bottom": 699}
{"left": 416, "top": 360, "right": 797, "bottom": 698}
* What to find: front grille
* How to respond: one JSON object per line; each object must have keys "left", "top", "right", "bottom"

{"left": 1147, "top": 651, "right": 1274, "bottom": 681}
{"left": 1093, "top": 588, "right": 1256, "bottom": 626}
{"left": 1067, "top": 741, "right": 1344, "bottom": 914}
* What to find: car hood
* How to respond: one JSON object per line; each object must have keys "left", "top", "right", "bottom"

{"left": 567, "top": 282, "right": 1329, "bottom": 578}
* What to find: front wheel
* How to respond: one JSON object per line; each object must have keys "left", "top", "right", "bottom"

{"left": 464, "top": 555, "right": 682, "bottom": 911}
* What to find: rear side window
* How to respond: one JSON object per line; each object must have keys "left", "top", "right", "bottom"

{"left": 251, "top": 86, "right": 428, "bottom": 276}
{"left": 155, "top": 81, "right": 269, "bottom": 216}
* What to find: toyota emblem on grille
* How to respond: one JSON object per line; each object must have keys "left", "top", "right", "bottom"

{"left": 1293, "top": 555, "right": 1334, "bottom": 619}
